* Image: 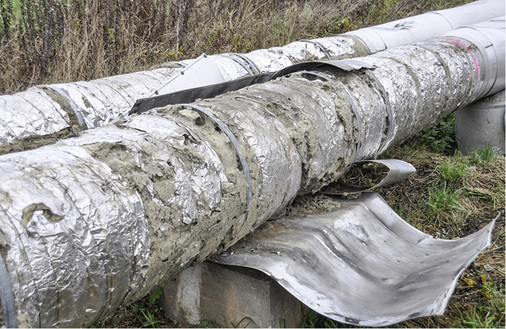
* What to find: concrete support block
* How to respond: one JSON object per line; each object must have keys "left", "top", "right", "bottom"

{"left": 161, "top": 261, "right": 305, "bottom": 328}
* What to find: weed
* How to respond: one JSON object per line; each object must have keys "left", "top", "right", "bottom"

{"left": 470, "top": 145, "right": 497, "bottom": 164}
{"left": 455, "top": 279, "right": 505, "bottom": 328}
{"left": 140, "top": 308, "right": 159, "bottom": 328}
{"left": 437, "top": 161, "right": 468, "bottom": 184}
{"left": 426, "top": 181, "right": 462, "bottom": 212}
{"left": 417, "top": 114, "right": 457, "bottom": 154}
{"left": 148, "top": 287, "right": 163, "bottom": 308}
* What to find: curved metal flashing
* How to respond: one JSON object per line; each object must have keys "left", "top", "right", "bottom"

{"left": 212, "top": 193, "right": 496, "bottom": 327}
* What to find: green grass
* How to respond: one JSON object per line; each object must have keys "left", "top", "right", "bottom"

{"left": 454, "top": 278, "right": 505, "bottom": 328}
{"left": 417, "top": 114, "right": 457, "bottom": 154}
{"left": 426, "top": 181, "right": 462, "bottom": 212}
{"left": 470, "top": 145, "right": 498, "bottom": 164}
{"left": 438, "top": 160, "right": 469, "bottom": 184}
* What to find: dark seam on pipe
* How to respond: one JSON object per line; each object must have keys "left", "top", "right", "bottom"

{"left": 45, "top": 86, "right": 86, "bottom": 128}
{"left": 0, "top": 115, "right": 16, "bottom": 137}
{"left": 415, "top": 42, "right": 469, "bottom": 125}
{"left": 24, "top": 89, "right": 70, "bottom": 124}
{"left": 228, "top": 53, "right": 261, "bottom": 75}
{"left": 178, "top": 104, "right": 252, "bottom": 223}
{"left": 0, "top": 254, "right": 17, "bottom": 328}
{"left": 363, "top": 70, "right": 393, "bottom": 155}
{"left": 298, "top": 39, "right": 332, "bottom": 60}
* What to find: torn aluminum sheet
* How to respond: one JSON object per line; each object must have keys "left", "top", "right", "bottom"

{"left": 321, "top": 159, "right": 416, "bottom": 194}
{"left": 212, "top": 193, "right": 496, "bottom": 327}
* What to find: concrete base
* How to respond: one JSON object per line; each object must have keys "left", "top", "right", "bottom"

{"left": 455, "top": 90, "right": 505, "bottom": 155}
{"left": 161, "top": 261, "right": 305, "bottom": 328}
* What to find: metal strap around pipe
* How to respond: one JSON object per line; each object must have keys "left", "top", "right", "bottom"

{"left": 297, "top": 71, "right": 363, "bottom": 166}
{"left": 227, "top": 53, "right": 261, "bottom": 75}
{"left": 363, "top": 70, "right": 393, "bottom": 154}
{"left": 179, "top": 104, "right": 252, "bottom": 223}
{"left": 219, "top": 54, "right": 255, "bottom": 76}
{"left": 298, "top": 40, "right": 332, "bottom": 60}
{"left": 0, "top": 255, "right": 17, "bottom": 328}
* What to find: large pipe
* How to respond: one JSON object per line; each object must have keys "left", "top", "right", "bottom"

{"left": 0, "top": 0, "right": 504, "bottom": 155}
{"left": 0, "top": 17, "right": 504, "bottom": 327}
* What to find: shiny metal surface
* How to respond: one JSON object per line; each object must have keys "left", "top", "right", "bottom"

{"left": 213, "top": 193, "right": 496, "bottom": 327}
{"left": 0, "top": 146, "right": 149, "bottom": 327}
{"left": 0, "top": 14, "right": 504, "bottom": 328}
{"left": 455, "top": 90, "right": 505, "bottom": 154}
{"left": 346, "top": 0, "right": 504, "bottom": 53}
{"left": 153, "top": 55, "right": 226, "bottom": 96}
{"left": 322, "top": 159, "right": 416, "bottom": 194}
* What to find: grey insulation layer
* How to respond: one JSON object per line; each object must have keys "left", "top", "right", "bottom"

{"left": 0, "top": 0, "right": 504, "bottom": 153}
{"left": 0, "top": 31, "right": 503, "bottom": 327}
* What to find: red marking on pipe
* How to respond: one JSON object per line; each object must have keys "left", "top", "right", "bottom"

{"left": 449, "top": 40, "right": 481, "bottom": 77}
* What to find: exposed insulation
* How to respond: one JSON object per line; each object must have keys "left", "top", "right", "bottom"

{"left": 0, "top": 15, "right": 504, "bottom": 329}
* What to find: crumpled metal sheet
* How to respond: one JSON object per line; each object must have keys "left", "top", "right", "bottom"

{"left": 212, "top": 192, "right": 495, "bottom": 327}
{"left": 154, "top": 55, "right": 226, "bottom": 96}
{"left": 0, "top": 88, "right": 70, "bottom": 144}
{"left": 0, "top": 3, "right": 503, "bottom": 152}
{"left": 0, "top": 146, "right": 149, "bottom": 327}
{"left": 192, "top": 97, "right": 302, "bottom": 220}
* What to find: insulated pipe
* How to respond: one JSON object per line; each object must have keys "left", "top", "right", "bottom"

{"left": 345, "top": 0, "right": 505, "bottom": 53}
{"left": 0, "top": 0, "right": 504, "bottom": 154}
{"left": 0, "top": 17, "right": 503, "bottom": 327}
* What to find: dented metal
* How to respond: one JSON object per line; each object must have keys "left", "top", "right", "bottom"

{"left": 322, "top": 159, "right": 416, "bottom": 194}
{"left": 213, "top": 193, "right": 496, "bottom": 327}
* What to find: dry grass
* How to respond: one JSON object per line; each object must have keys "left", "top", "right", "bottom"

{"left": 377, "top": 146, "right": 505, "bottom": 328}
{"left": 0, "top": 0, "right": 472, "bottom": 94}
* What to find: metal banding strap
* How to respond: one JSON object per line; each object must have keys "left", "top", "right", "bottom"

{"left": 341, "top": 88, "right": 363, "bottom": 166}
{"left": 45, "top": 85, "right": 87, "bottom": 128}
{"left": 178, "top": 104, "right": 252, "bottom": 222}
{"left": 227, "top": 53, "right": 261, "bottom": 75}
{"left": 298, "top": 40, "right": 332, "bottom": 60}
{"left": 0, "top": 255, "right": 18, "bottom": 328}
{"left": 219, "top": 54, "right": 255, "bottom": 76}
{"left": 296, "top": 70, "right": 363, "bottom": 166}
{"left": 363, "top": 70, "right": 393, "bottom": 154}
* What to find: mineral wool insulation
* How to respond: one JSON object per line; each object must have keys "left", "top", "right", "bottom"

{"left": 0, "top": 27, "right": 500, "bottom": 327}
{"left": 0, "top": 0, "right": 503, "bottom": 155}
